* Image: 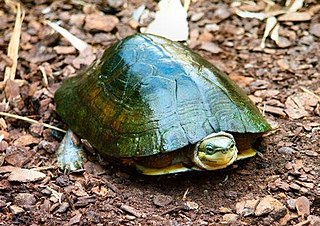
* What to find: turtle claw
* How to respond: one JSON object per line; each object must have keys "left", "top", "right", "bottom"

{"left": 56, "top": 130, "right": 87, "bottom": 173}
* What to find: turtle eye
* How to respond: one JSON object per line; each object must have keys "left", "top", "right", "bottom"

{"left": 229, "top": 143, "right": 235, "bottom": 149}
{"left": 205, "top": 144, "right": 219, "bottom": 154}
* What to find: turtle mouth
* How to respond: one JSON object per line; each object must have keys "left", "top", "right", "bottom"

{"left": 199, "top": 150, "right": 237, "bottom": 166}
{"left": 193, "top": 149, "right": 238, "bottom": 170}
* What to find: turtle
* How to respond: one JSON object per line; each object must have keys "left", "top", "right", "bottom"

{"left": 54, "top": 33, "right": 271, "bottom": 175}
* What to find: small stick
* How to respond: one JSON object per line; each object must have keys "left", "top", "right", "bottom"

{"left": 0, "top": 112, "right": 66, "bottom": 133}
{"left": 182, "top": 188, "right": 189, "bottom": 201}
{"left": 4, "top": 0, "right": 25, "bottom": 82}
{"left": 300, "top": 86, "right": 320, "bottom": 102}
{"left": 120, "top": 204, "right": 142, "bottom": 218}
{"left": 160, "top": 205, "right": 185, "bottom": 215}
{"left": 31, "top": 166, "right": 58, "bottom": 171}
{"left": 39, "top": 66, "right": 48, "bottom": 87}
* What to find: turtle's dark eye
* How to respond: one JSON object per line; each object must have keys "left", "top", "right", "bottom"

{"left": 205, "top": 144, "right": 219, "bottom": 154}
{"left": 229, "top": 143, "right": 235, "bottom": 149}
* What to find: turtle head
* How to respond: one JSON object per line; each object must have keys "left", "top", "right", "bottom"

{"left": 193, "top": 132, "right": 238, "bottom": 170}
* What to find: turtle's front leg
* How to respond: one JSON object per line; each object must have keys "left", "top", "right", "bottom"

{"left": 56, "top": 130, "right": 87, "bottom": 173}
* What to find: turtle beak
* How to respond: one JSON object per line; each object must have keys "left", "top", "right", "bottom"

{"left": 202, "top": 150, "right": 236, "bottom": 166}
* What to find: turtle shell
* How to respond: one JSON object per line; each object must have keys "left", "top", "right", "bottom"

{"left": 55, "top": 33, "right": 271, "bottom": 158}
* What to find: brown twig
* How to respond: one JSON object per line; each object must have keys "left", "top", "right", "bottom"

{"left": 4, "top": 0, "right": 25, "bottom": 82}
{"left": 300, "top": 87, "right": 320, "bottom": 102}
{"left": 39, "top": 66, "right": 48, "bottom": 88}
{"left": 0, "top": 112, "right": 66, "bottom": 133}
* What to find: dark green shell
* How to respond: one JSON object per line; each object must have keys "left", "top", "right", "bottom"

{"left": 55, "top": 33, "right": 271, "bottom": 158}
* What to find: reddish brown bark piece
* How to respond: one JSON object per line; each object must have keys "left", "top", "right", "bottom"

{"left": 84, "top": 14, "right": 119, "bottom": 32}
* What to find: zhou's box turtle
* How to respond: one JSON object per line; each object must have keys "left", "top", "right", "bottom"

{"left": 55, "top": 33, "right": 271, "bottom": 175}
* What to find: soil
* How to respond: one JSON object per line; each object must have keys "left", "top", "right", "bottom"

{"left": 0, "top": 0, "right": 320, "bottom": 225}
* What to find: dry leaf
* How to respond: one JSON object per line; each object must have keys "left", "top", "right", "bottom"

{"left": 183, "top": 0, "right": 191, "bottom": 11}
{"left": 145, "top": 0, "right": 189, "bottom": 41}
{"left": 239, "top": 1, "right": 266, "bottom": 12}
{"left": 278, "top": 12, "right": 311, "bottom": 21}
{"left": 46, "top": 186, "right": 63, "bottom": 203}
{"left": 288, "top": 0, "right": 304, "bottom": 13}
{"left": 47, "top": 21, "right": 89, "bottom": 52}
{"left": 234, "top": 0, "right": 306, "bottom": 49}
{"left": 270, "top": 22, "right": 280, "bottom": 45}
{"left": 285, "top": 93, "right": 318, "bottom": 119}
{"left": 132, "top": 5, "right": 146, "bottom": 22}
{"left": 234, "top": 8, "right": 266, "bottom": 20}
{"left": 260, "top": 16, "right": 278, "bottom": 48}
{"left": 4, "top": 0, "right": 25, "bottom": 82}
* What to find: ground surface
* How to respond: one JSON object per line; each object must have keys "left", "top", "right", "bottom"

{"left": 0, "top": 0, "right": 320, "bottom": 225}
